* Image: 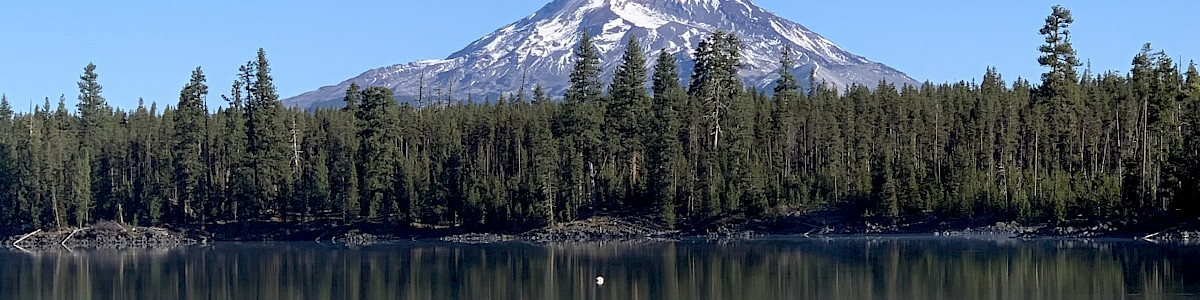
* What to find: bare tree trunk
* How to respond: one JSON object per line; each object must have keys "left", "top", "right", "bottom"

{"left": 544, "top": 170, "right": 555, "bottom": 226}
{"left": 1142, "top": 98, "right": 1150, "bottom": 208}
{"left": 418, "top": 71, "right": 425, "bottom": 107}
{"left": 1034, "top": 131, "right": 1040, "bottom": 200}
{"left": 51, "top": 189, "right": 63, "bottom": 229}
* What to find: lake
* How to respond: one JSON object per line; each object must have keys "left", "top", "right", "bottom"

{"left": 1, "top": 237, "right": 1197, "bottom": 299}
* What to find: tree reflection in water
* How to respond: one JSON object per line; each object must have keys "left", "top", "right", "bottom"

{"left": 0, "top": 238, "right": 1197, "bottom": 299}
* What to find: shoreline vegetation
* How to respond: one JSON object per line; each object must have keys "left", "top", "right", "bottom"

{"left": 3, "top": 6, "right": 1200, "bottom": 248}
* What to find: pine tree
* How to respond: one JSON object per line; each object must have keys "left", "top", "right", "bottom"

{"left": 155, "top": 105, "right": 177, "bottom": 222}
{"left": 0, "top": 95, "right": 15, "bottom": 225}
{"left": 1038, "top": 5, "right": 1083, "bottom": 174}
{"left": 15, "top": 101, "right": 47, "bottom": 228}
{"left": 344, "top": 83, "right": 362, "bottom": 113}
{"left": 174, "top": 67, "right": 208, "bottom": 221}
{"left": 77, "top": 63, "right": 110, "bottom": 157}
{"left": 528, "top": 90, "right": 559, "bottom": 225}
{"left": 330, "top": 84, "right": 362, "bottom": 222}
{"left": 648, "top": 50, "right": 686, "bottom": 226}
{"left": 285, "top": 109, "right": 306, "bottom": 220}
{"left": 770, "top": 45, "right": 801, "bottom": 208}
{"left": 532, "top": 84, "right": 548, "bottom": 105}
{"left": 560, "top": 30, "right": 604, "bottom": 217}
{"left": 357, "top": 86, "right": 402, "bottom": 220}
{"left": 1127, "top": 44, "right": 1156, "bottom": 209}
{"left": 564, "top": 30, "right": 604, "bottom": 112}
{"left": 245, "top": 49, "right": 289, "bottom": 218}
{"left": 1179, "top": 63, "right": 1200, "bottom": 213}
{"left": 0, "top": 94, "right": 11, "bottom": 127}
{"left": 1036, "top": 5, "right": 1083, "bottom": 218}
{"left": 297, "top": 113, "right": 329, "bottom": 220}
{"left": 126, "top": 100, "right": 161, "bottom": 223}
{"left": 688, "top": 31, "right": 744, "bottom": 215}
{"left": 221, "top": 76, "right": 253, "bottom": 221}
{"left": 76, "top": 63, "right": 112, "bottom": 225}
{"left": 1152, "top": 51, "right": 1183, "bottom": 210}
{"left": 45, "top": 97, "right": 72, "bottom": 228}
{"left": 606, "top": 35, "right": 651, "bottom": 208}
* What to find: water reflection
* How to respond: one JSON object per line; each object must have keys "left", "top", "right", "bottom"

{"left": 0, "top": 237, "right": 1197, "bottom": 299}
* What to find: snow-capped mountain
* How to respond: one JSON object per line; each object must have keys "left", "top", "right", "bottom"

{"left": 283, "top": 0, "right": 918, "bottom": 108}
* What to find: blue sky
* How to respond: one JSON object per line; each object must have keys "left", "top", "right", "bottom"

{"left": 0, "top": 0, "right": 1196, "bottom": 112}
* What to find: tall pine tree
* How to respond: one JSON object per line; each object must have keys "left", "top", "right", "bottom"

{"left": 76, "top": 63, "right": 110, "bottom": 225}
{"left": 560, "top": 30, "right": 604, "bottom": 218}
{"left": 1037, "top": 5, "right": 1082, "bottom": 217}
{"left": 648, "top": 50, "right": 686, "bottom": 226}
{"left": 245, "top": 49, "right": 289, "bottom": 218}
{"left": 606, "top": 35, "right": 651, "bottom": 208}
{"left": 174, "top": 67, "right": 208, "bottom": 221}
{"left": 357, "top": 86, "right": 402, "bottom": 220}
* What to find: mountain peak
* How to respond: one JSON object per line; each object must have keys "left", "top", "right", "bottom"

{"left": 575, "top": 0, "right": 730, "bottom": 7}
{"left": 556, "top": 0, "right": 729, "bottom": 8}
{"left": 283, "top": 0, "right": 916, "bottom": 109}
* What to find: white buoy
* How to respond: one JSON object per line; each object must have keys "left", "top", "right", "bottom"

{"left": 595, "top": 276, "right": 604, "bottom": 286}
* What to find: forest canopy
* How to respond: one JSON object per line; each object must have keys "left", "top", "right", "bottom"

{"left": 0, "top": 6, "right": 1196, "bottom": 232}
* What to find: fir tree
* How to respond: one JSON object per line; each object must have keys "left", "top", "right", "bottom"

{"left": 245, "top": 48, "right": 289, "bottom": 218}
{"left": 606, "top": 35, "right": 651, "bottom": 208}
{"left": 0, "top": 95, "right": 15, "bottom": 225}
{"left": 174, "top": 67, "right": 208, "bottom": 221}
{"left": 560, "top": 30, "right": 604, "bottom": 216}
{"left": 648, "top": 50, "right": 685, "bottom": 226}
{"left": 76, "top": 63, "right": 111, "bottom": 225}
{"left": 330, "top": 84, "right": 362, "bottom": 222}
{"left": 221, "top": 76, "right": 253, "bottom": 221}
{"left": 1038, "top": 5, "right": 1083, "bottom": 174}
{"left": 688, "top": 31, "right": 744, "bottom": 215}
{"left": 770, "top": 45, "right": 801, "bottom": 208}
{"left": 357, "top": 86, "right": 402, "bottom": 220}
{"left": 77, "top": 63, "right": 110, "bottom": 156}
{"left": 1179, "top": 63, "right": 1200, "bottom": 212}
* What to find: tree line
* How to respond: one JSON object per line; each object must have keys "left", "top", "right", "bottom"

{"left": 0, "top": 6, "right": 1196, "bottom": 231}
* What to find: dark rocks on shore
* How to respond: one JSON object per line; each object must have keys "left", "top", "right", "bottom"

{"left": 1131, "top": 217, "right": 1200, "bottom": 241}
{"left": 5, "top": 221, "right": 197, "bottom": 250}
{"left": 334, "top": 230, "right": 385, "bottom": 246}
{"left": 935, "top": 222, "right": 1039, "bottom": 237}
{"left": 701, "top": 224, "right": 756, "bottom": 241}
{"left": 1019, "top": 212, "right": 1200, "bottom": 239}
{"left": 521, "top": 216, "right": 679, "bottom": 243}
{"left": 9, "top": 211, "right": 1197, "bottom": 248}
{"left": 198, "top": 219, "right": 479, "bottom": 243}
{"left": 1147, "top": 230, "right": 1200, "bottom": 241}
{"left": 440, "top": 233, "right": 515, "bottom": 244}
{"left": 441, "top": 216, "right": 680, "bottom": 244}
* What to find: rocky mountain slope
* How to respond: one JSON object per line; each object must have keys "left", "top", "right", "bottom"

{"left": 284, "top": 0, "right": 918, "bottom": 108}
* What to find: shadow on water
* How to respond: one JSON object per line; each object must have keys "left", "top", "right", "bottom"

{"left": 1, "top": 237, "right": 1198, "bottom": 299}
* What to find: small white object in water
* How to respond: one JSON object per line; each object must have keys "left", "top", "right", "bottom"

{"left": 596, "top": 276, "right": 604, "bottom": 286}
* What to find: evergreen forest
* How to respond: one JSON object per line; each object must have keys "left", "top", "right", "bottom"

{"left": 0, "top": 6, "right": 1198, "bottom": 232}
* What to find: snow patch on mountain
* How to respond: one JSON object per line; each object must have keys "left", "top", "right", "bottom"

{"left": 610, "top": 1, "right": 670, "bottom": 29}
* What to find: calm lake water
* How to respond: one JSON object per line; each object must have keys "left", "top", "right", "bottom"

{"left": 1, "top": 237, "right": 1198, "bottom": 299}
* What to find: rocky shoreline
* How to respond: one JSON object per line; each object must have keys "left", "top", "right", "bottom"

{"left": 6, "top": 211, "right": 1199, "bottom": 249}
{"left": 1017, "top": 211, "right": 1200, "bottom": 240}
{"left": 437, "top": 210, "right": 1200, "bottom": 244}
{"left": 441, "top": 216, "right": 679, "bottom": 244}
{"left": 3, "top": 221, "right": 198, "bottom": 250}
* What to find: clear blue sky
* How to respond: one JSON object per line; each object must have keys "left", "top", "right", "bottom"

{"left": 0, "top": 0, "right": 1196, "bottom": 112}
